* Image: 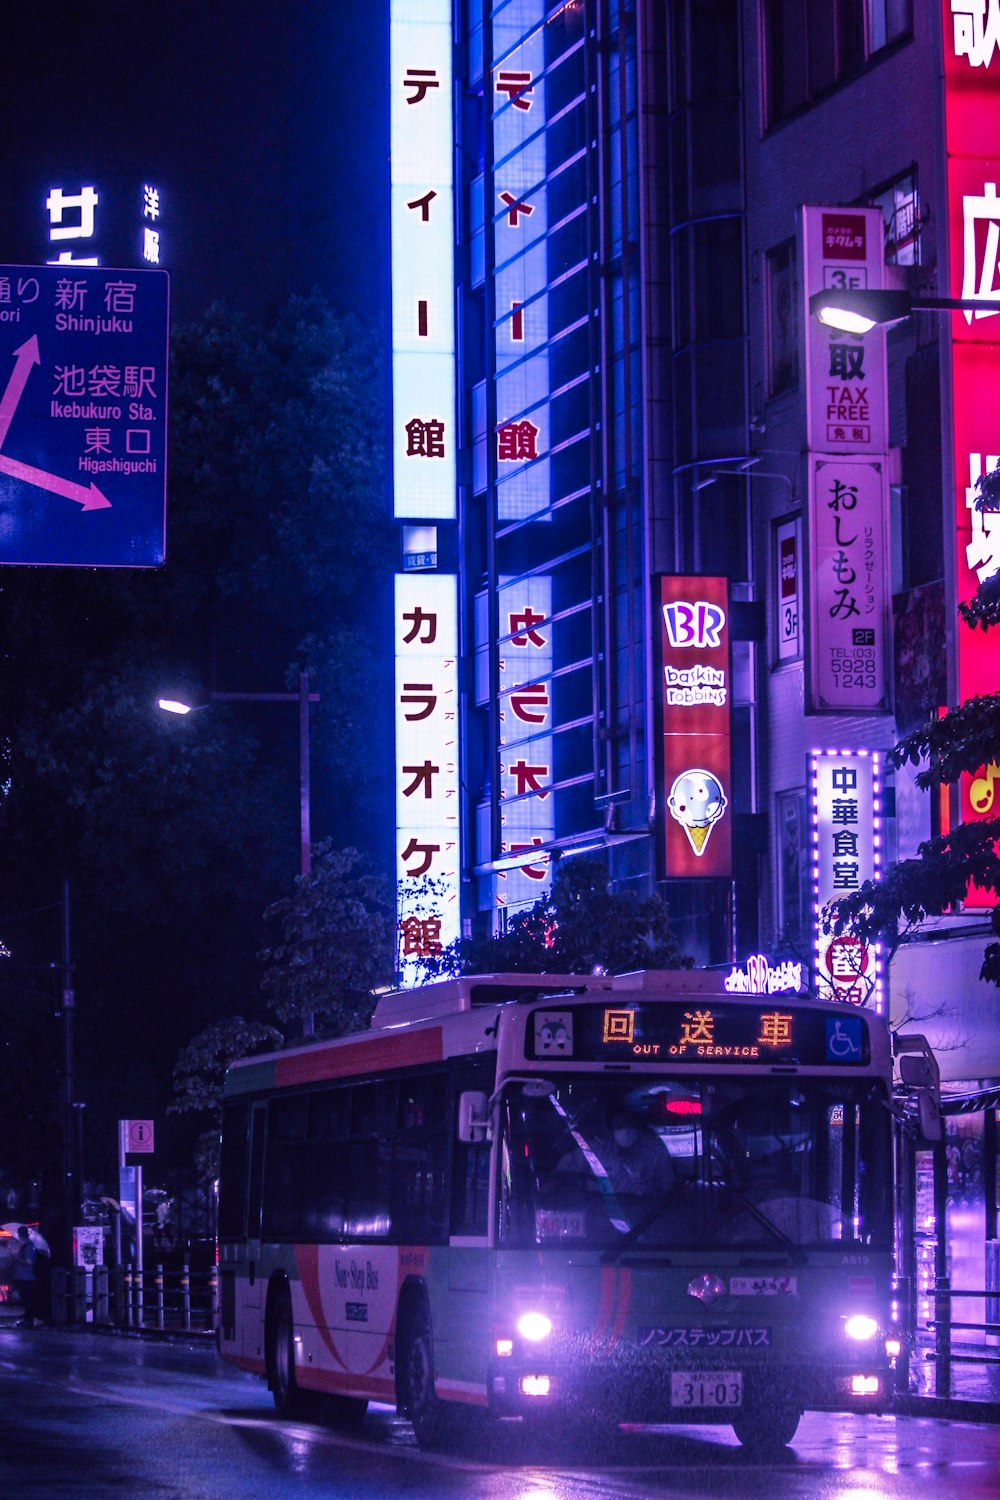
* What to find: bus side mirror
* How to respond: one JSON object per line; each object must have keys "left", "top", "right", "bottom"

{"left": 895, "top": 1034, "right": 942, "bottom": 1143}
{"left": 458, "top": 1090, "right": 490, "bottom": 1143}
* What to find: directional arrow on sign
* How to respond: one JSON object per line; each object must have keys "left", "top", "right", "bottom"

{"left": 0, "top": 334, "right": 111, "bottom": 510}
{"left": 0, "top": 336, "right": 39, "bottom": 450}
{"left": 0, "top": 451, "right": 111, "bottom": 510}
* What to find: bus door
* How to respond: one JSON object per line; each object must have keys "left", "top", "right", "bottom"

{"left": 242, "top": 1103, "right": 266, "bottom": 1360}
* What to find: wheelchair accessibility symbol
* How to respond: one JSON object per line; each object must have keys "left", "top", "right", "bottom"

{"left": 825, "top": 1016, "right": 863, "bottom": 1061}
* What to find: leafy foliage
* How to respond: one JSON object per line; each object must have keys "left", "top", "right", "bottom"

{"left": 169, "top": 1016, "right": 284, "bottom": 1184}
{"left": 827, "top": 562, "right": 1000, "bottom": 983}
{"left": 424, "top": 857, "right": 691, "bottom": 977}
{"left": 0, "top": 292, "right": 391, "bottom": 1206}
{"left": 259, "top": 842, "right": 396, "bottom": 1037}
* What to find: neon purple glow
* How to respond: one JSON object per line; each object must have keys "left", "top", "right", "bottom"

{"left": 809, "top": 748, "right": 884, "bottom": 1013}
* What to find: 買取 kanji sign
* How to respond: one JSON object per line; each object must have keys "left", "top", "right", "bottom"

{"left": 0, "top": 263, "right": 168, "bottom": 566}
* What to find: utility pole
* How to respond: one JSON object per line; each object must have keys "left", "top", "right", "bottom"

{"left": 61, "top": 876, "right": 76, "bottom": 1260}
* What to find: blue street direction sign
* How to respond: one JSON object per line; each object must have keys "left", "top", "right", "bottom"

{"left": 0, "top": 264, "right": 169, "bottom": 566}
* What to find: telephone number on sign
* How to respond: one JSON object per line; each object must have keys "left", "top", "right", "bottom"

{"left": 832, "top": 673, "right": 876, "bottom": 689}
{"left": 670, "top": 1371, "right": 743, "bottom": 1408}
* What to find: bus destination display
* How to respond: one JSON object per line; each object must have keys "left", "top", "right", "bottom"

{"left": 528, "top": 1002, "right": 869, "bottom": 1067}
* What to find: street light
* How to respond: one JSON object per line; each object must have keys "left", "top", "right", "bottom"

{"left": 157, "top": 673, "right": 319, "bottom": 879}
{"left": 809, "top": 287, "right": 1000, "bottom": 333}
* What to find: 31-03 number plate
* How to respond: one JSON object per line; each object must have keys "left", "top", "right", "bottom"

{"left": 670, "top": 1371, "right": 742, "bottom": 1408}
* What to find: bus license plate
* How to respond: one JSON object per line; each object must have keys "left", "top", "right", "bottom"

{"left": 670, "top": 1371, "right": 742, "bottom": 1408}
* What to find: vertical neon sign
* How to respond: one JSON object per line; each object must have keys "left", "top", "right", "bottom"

{"left": 810, "top": 748, "right": 884, "bottom": 1012}
{"left": 390, "top": 0, "right": 456, "bottom": 520}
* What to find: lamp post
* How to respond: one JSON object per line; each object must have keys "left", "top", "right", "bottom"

{"left": 158, "top": 672, "right": 319, "bottom": 879}
{"left": 808, "top": 287, "right": 1000, "bottom": 333}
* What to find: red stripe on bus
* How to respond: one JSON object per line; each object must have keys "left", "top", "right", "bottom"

{"left": 593, "top": 1266, "right": 616, "bottom": 1340}
{"left": 609, "top": 1267, "right": 632, "bottom": 1345}
{"left": 275, "top": 1027, "right": 444, "bottom": 1087}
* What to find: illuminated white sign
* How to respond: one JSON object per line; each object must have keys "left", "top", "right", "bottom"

{"left": 46, "top": 185, "right": 100, "bottom": 265}
{"left": 801, "top": 206, "right": 888, "bottom": 456}
{"left": 724, "top": 955, "right": 804, "bottom": 995}
{"left": 44, "top": 180, "right": 166, "bottom": 269}
{"left": 390, "top": 0, "right": 455, "bottom": 520}
{"left": 811, "top": 749, "right": 883, "bottom": 1011}
{"left": 394, "top": 573, "right": 460, "bottom": 984}
{"left": 142, "top": 184, "right": 162, "bottom": 265}
{"left": 807, "top": 455, "right": 891, "bottom": 713}
{"left": 493, "top": 6, "right": 549, "bottom": 522}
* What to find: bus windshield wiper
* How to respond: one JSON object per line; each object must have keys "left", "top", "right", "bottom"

{"left": 601, "top": 1180, "right": 689, "bottom": 1264}
{"left": 712, "top": 1180, "right": 806, "bottom": 1264}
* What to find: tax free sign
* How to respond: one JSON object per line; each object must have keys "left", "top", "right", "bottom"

{"left": 0, "top": 263, "right": 168, "bottom": 566}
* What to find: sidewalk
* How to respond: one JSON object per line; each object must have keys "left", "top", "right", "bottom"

{"left": 894, "top": 1340, "right": 1000, "bottom": 1423}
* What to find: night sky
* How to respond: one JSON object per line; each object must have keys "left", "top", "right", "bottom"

{"left": 0, "top": 4, "right": 394, "bottom": 1216}
{"left": 1, "top": 2, "right": 389, "bottom": 326}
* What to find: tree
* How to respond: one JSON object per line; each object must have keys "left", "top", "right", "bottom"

{"left": 170, "top": 1016, "right": 284, "bottom": 1183}
{"left": 423, "top": 856, "right": 691, "bottom": 977}
{"left": 259, "top": 842, "right": 396, "bottom": 1037}
{"left": 0, "top": 291, "right": 392, "bottom": 1205}
{"left": 827, "top": 501, "right": 1000, "bottom": 985}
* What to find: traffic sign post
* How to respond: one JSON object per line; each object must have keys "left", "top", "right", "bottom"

{"left": 118, "top": 1119, "right": 154, "bottom": 1278}
{"left": 0, "top": 263, "right": 168, "bottom": 566}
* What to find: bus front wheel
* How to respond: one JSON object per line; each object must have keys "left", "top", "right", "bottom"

{"left": 400, "top": 1303, "right": 450, "bottom": 1448}
{"left": 732, "top": 1402, "right": 801, "bottom": 1455}
{"left": 268, "top": 1286, "right": 308, "bottom": 1419}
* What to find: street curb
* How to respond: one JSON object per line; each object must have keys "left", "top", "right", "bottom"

{"left": 893, "top": 1395, "right": 1000, "bottom": 1424}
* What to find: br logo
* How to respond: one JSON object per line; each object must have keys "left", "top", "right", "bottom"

{"left": 662, "top": 600, "right": 726, "bottom": 650}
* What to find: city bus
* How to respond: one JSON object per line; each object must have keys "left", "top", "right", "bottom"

{"left": 216, "top": 970, "right": 936, "bottom": 1452}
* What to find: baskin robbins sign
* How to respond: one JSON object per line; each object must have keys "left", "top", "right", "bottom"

{"left": 658, "top": 576, "right": 732, "bottom": 878}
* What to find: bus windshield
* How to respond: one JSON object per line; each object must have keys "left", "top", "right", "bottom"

{"left": 498, "top": 1076, "right": 891, "bottom": 1254}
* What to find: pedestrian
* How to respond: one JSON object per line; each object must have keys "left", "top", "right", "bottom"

{"left": 12, "top": 1225, "right": 40, "bottom": 1328}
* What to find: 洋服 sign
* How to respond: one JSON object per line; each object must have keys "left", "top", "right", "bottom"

{"left": 0, "top": 263, "right": 168, "bottom": 566}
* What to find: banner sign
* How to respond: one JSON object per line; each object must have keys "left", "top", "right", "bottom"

{"left": 390, "top": 0, "right": 455, "bottom": 520}
{"left": 497, "top": 574, "right": 554, "bottom": 909}
{"left": 658, "top": 576, "right": 732, "bottom": 877}
{"left": 810, "top": 748, "right": 884, "bottom": 1011}
{"left": 394, "top": 572, "right": 460, "bottom": 983}
{"left": 807, "top": 455, "right": 891, "bottom": 712}
{"left": 776, "top": 517, "right": 801, "bottom": 662}
{"left": 801, "top": 205, "right": 888, "bottom": 457}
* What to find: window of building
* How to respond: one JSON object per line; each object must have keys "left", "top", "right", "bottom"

{"left": 776, "top": 788, "right": 810, "bottom": 946}
{"left": 766, "top": 238, "right": 798, "bottom": 395}
{"left": 866, "top": 169, "right": 920, "bottom": 266}
{"left": 867, "top": 0, "right": 911, "bottom": 53}
{"left": 763, "top": 0, "right": 911, "bottom": 127}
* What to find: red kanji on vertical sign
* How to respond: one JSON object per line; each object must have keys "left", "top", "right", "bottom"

{"left": 499, "top": 191, "right": 535, "bottom": 227}
{"left": 496, "top": 71, "right": 534, "bottom": 109}
{"left": 497, "top": 419, "right": 539, "bottom": 462}
{"left": 405, "top": 418, "right": 446, "bottom": 458}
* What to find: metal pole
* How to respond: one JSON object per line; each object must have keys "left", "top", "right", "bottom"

{"left": 299, "top": 672, "right": 315, "bottom": 1039}
{"left": 62, "top": 877, "right": 76, "bottom": 1261}
{"left": 299, "top": 671, "right": 311, "bottom": 879}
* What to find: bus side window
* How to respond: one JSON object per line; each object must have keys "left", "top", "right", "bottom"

{"left": 451, "top": 1074, "right": 491, "bottom": 1237}
{"left": 343, "top": 1079, "right": 396, "bottom": 1240}
{"left": 219, "top": 1101, "right": 252, "bottom": 1241}
{"left": 393, "top": 1074, "right": 448, "bottom": 1242}
{"left": 261, "top": 1094, "right": 308, "bottom": 1241}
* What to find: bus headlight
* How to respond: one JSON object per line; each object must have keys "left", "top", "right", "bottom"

{"left": 844, "top": 1314, "right": 879, "bottom": 1342}
{"left": 517, "top": 1311, "right": 553, "bottom": 1342}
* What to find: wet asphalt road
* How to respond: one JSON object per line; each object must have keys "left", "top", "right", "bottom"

{"left": 1, "top": 1323, "right": 999, "bottom": 1499}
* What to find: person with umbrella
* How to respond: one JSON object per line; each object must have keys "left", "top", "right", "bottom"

{"left": 12, "top": 1225, "right": 41, "bottom": 1327}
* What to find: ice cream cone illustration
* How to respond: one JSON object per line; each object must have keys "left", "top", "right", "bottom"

{"left": 667, "top": 769, "right": 727, "bottom": 857}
